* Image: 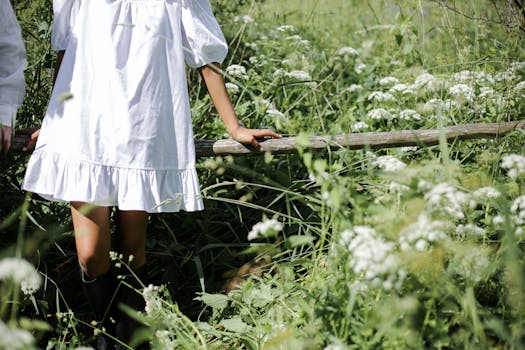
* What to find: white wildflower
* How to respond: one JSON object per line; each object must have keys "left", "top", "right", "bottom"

{"left": 379, "top": 76, "right": 399, "bottom": 86}
{"left": 472, "top": 187, "right": 501, "bottom": 200}
{"left": 336, "top": 46, "right": 359, "bottom": 56}
{"left": 245, "top": 42, "right": 258, "bottom": 51}
{"left": 399, "top": 214, "right": 447, "bottom": 251}
{"left": 354, "top": 60, "right": 367, "bottom": 74}
{"left": 143, "top": 284, "right": 162, "bottom": 316}
{"left": 493, "top": 215, "right": 505, "bottom": 225}
{"left": 400, "top": 146, "right": 418, "bottom": 152}
{"left": 478, "top": 87, "right": 495, "bottom": 100}
{"left": 346, "top": 84, "right": 363, "bottom": 93}
{"left": 351, "top": 121, "right": 369, "bottom": 132}
{"left": 424, "top": 183, "right": 469, "bottom": 220}
{"left": 452, "top": 249, "right": 491, "bottom": 283}
{"left": 454, "top": 70, "right": 476, "bottom": 83}
{"left": 494, "top": 70, "right": 516, "bottom": 82}
{"left": 286, "top": 35, "right": 309, "bottom": 46}
{"left": 226, "top": 64, "right": 249, "bottom": 80}
{"left": 389, "top": 83, "right": 415, "bottom": 95}
{"left": 399, "top": 109, "right": 421, "bottom": 121}
{"left": 225, "top": 82, "right": 240, "bottom": 94}
{"left": 368, "top": 91, "right": 395, "bottom": 102}
{"left": 448, "top": 83, "right": 475, "bottom": 102}
{"left": 388, "top": 181, "right": 410, "bottom": 193}
{"left": 0, "top": 258, "right": 42, "bottom": 295}
{"left": 234, "top": 15, "right": 254, "bottom": 24}
{"left": 73, "top": 347, "right": 95, "bottom": 350}
{"left": 0, "top": 320, "right": 35, "bottom": 350}
{"left": 247, "top": 219, "right": 283, "bottom": 241}
{"left": 511, "top": 196, "right": 525, "bottom": 225}
{"left": 266, "top": 108, "right": 285, "bottom": 118}
{"left": 456, "top": 224, "right": 485, "bottom": 238}
{"left": 443, "top": 99, "right": 462, "bottom": 110}
{"left": 258, "top": 98, "right": 275, "bottom": 110}
{"left": 515, "top": 81, "right": 525, "bottom": 91}
{"left": 417, "top": 180, "right": 433, "bottom": 192}
{"left": 422, "top": 98, "right": 444, "bottom": 114}
{"left": 154, "top": 330, "right": 176, "bottom": 349}
{"left": 501, "top": 154, "right": 525, "bottom": 179}
{"left": 367, "top": 108, "right": 391, "bottom": 120}
{"left": 373, "top": 155, "right": 407, "bottom": 172}
{"left": 276, "top": 24, "right": 296, "bottom": 32}
{"left": 414, "top": 72, "right": 439, "bottom": 92}
{"left": 339, "top": 226, "right": 399, "bottom": 281}
{"left": 510, "top": 61, "right": 525, "bottom": 72}
{"left": 286, "top": 70, "right": 311, "bottom": 81}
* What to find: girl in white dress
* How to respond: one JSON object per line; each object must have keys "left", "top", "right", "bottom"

{"left": 22, "top": 0, "right": 280, "bottom": 348}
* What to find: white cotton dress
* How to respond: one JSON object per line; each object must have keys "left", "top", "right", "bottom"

{"left": 22, "top": 0, "right": 228, "bottom": 213}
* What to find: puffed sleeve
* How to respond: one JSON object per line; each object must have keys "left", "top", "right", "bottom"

{"left": 51, "top": 0, "right": 81, "bottom": 51}
{"left": 181, "top": 0, "right": 228, "bottom": 68}
{"left": 0, "top": 0, "right": 26, "bottom": 127}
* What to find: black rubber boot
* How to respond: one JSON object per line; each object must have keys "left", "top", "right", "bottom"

{"left": 115, "top": 264, "right": 149, "bottom": 349}
{"left": 80, "top": 268, "right": 116, "bottom": 350}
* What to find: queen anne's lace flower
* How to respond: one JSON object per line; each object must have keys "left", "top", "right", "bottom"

{"left": 511, "top": 196, "right": 525, "bottom": 225}
{"left": 226, "top": 64, "right": 249, "bottom": 80}
{"left": 367, "top": 108, "right": 391, "bottom": 120}
{"left": 424, "top": 183, "right": 469, "bottom": 220}
{"left": 336, "top": 46, "right": 359, "bottom": 56}
{"left": 225, "top": 82, "right": 240, "bottom": 94}
{"left": 399, "top": 214, "right": 447, "bottom": 251}
{"left": 368, "top": 91, "right": 395, "bottom": 102}
{"left": 399, "top": 109, "right": 421, "bottom": 121}
{"left": 379, "top": 76, "right": 399, "bottom": 86}
{"left": 373, "top": 155, "right": 407, "bottom": 172}
{"left": 501, "top": 154, "right": 525, "bottom": 179}
{"left": 448, "top": 84, "right": 475, "bottom": 102}
{"left": 351, "top": 121, "right": 369, "bottom": 132}
{"left": 340, "top": 226, "right": 397, "bottom": 279}
{"left": 247, "top": 219, "right": 283, "bottom": 241}
{"left": 413, "top": 72, "right": 439, "bottom": 91}
{"left": 0, "top": 320, "right": 35, "bottom": 350}
{"left": 0, "top": 258, "right": 42, "bottom": 295}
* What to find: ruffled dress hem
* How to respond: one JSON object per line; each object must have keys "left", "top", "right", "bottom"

{"left": 22, "top": 151, "right": 204, "bottom": 213}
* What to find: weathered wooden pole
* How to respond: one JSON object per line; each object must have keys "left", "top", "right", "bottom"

{"left": 11, "top": 120, "right": 525, "bottom": 157}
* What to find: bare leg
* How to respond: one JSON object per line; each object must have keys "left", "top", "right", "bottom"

{"left": 71, "top": 202, "right": 111, "bottom": 278}
{"left": 115, "top": 210, "right": 148, "bottom": 269}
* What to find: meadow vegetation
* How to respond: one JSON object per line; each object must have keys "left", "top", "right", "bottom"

{"left": 1, "top": 0, "right": 525, "bottom": 349}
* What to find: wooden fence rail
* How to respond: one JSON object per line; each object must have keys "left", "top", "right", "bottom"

{"left": 12, "top": 120, "right": 525, "bottom": 157}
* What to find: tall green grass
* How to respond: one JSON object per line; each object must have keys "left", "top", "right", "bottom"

{"left": 1, "top": 0, "right": 525, "bottom": 348}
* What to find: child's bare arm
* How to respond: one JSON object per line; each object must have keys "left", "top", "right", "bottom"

{"left": 199, "top": 63, "right": 281, "bottom": 151}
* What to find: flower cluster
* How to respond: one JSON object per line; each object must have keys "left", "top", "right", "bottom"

{"left": 399, "top": 214, "right": 447, "bottom": 251}
{"left": 501, "top": 154, "right": 525, "bottom": 179}
{"left": 247, "top": 218, "right": 283, "bottom": 241}
{"left": 336, "top": 46, "right": 359, "bottom": 56}
{"left": 339, "top": 226, "right": 403, "bottom": 290}
{"left": 511, "top": 195, "right": 525, "bottom": 225}
{"left": 0, "top": 320, "right": 35, "bottom": 350}
{"left": 225, "top": 64, "right": 249, "bottom": 80}
{"left": 373, "top": 155, "right": 407, "bottom": 172}
{"left": 424, "top": 183, "right": 469, "bottom": 220}
{"left": 0, "top": 258, "right": 42, "bottom": 295}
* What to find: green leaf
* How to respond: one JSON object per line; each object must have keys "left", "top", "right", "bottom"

{"left": 195, "top": 292, "right": 229, "bottom": 311}
{"left": 220, "top": 317, "right": 251, "bottom": 333}
{"left": 285, "top": 235, "right": 315, "bottom": 248}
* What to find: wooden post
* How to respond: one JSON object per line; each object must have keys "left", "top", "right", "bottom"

{"left": 11, "top": 120, "right": 525, "bottom": 157}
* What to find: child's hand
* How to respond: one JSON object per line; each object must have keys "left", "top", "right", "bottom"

{"left": 229, "top": 126, "right": 281, "bottom": 152}
{"left": 18, "top": 127, "right": 40, "bottom": 152}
